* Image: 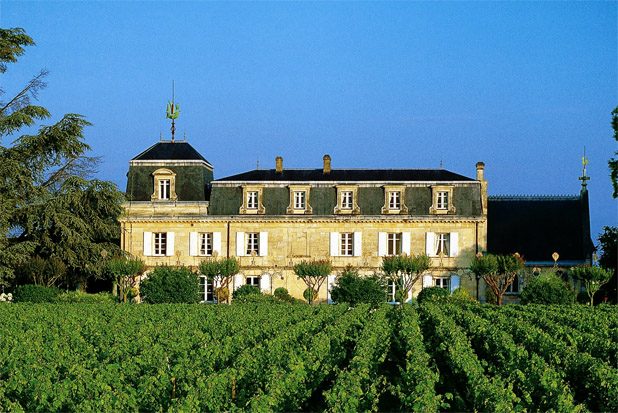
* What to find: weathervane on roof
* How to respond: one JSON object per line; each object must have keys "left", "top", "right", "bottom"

{"left": 166, "top": 81, "right": 180, "bottom": 142}
{"left": 579, "top": 146, "right": 590, "bottom": 189}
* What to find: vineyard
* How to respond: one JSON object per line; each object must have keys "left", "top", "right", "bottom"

{"left": 0, "top": 301, "right": 617, "bottom": 411}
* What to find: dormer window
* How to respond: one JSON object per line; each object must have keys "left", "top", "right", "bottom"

{"left": 430, "top": 185, "right": 455, "bottom": 215}
{"left": 381, "top": 185, "right": 408, "bottom": 214}
{"left": 389, "top": 191, "right": 400, "bottom": 209}
{"left": 239, "top": 185, "right": 265, "bottom": 214}
{"left": 294, "top": 191, "right": 305, "bottom": 209}
{"left": 151, "top": 168, "right": 177, "bottom": 201}
{"left": 286, "top": 185, "right": 312, "bottom": 215}
{"left": 334, "top": 185, "right": 360, "bottom": 214}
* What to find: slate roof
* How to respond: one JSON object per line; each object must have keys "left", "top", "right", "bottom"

{"left": 131, "top": 141, "right": 211, "bottom": 164}
{"left": 215, "top": 168, "right": 474, "bottom": 182}
{"left": 487, "top": 193, "right": 594, "bottom": 263}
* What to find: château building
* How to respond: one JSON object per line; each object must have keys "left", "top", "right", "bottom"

{"left": 119, "top": 139, "right": 593, "bottom": 303}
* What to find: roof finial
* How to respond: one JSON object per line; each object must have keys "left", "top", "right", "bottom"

{"left": 166, "top": 80, "right": 180, "bottom": 142}
{"left": 440, "top": 153, "right": 443, "bottom": 169}
{"left": 257, "top": 160, "right": 260, "bottom": 170}
{"left": 579, "top": 145, "right": 590, "bottom": 190}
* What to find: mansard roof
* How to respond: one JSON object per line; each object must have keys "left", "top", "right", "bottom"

{"left": 131, "top": 141, "right": 211, "bottom": 166}
{"left": 487, "top": 192, "right": 594, "bottom": 264}
{"left": 215, "top": 168, "right": 474, "bottom": 182}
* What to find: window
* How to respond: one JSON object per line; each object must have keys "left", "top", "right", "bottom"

{"left": 154, "top": 232, "right": 167, "bottom": 256}
{"left": 340, "top": 233, "right": 354, "bottom": 256}
{"left": 437, "top": 191, "right": 448, "bottom": 210}
{"left": 246, "top": 232, "right": 259, "bottom": 255}
{"left": 341, "top": 191, "right": 353, "bottom": 209}
{"left": 389, "top": 191, "right": 401, "bottom": 210}
{"left": 506, "top": 274, "right": 519, "bottom": 294}
{"left": 247, "top": 191, "right": 258, "bottom": 209}
{"left": 434, "top": 277, "right": 450, "bottom": 290}
{"left": 199, "top": 276, "right": 215, "bottom": 302}
{"left": 246, "top": 276, "right": 260, "bottom": 287}
{"left": 199, "top": 233, "right": 213, "bottom": 256}
{"left": 159, "top": 179, "right": 170, "bottom": 200}
{"left": 435, "top": 233, "right": 450, "bottom": 256}
{"left": 294, "top": 191, "right": 306, "bottom": 209}
{"left": 387, "top": 233, "right": 402, "bottom": 256}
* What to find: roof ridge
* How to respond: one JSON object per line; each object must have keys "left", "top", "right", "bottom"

{"left": 489, "top": 194, "right": 580, "bottom": 201}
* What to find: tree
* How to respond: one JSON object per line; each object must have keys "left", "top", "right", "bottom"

{"left": 596, "top": 226, "right": 617, "bottom": 304}
{"left": 106, "top": 256, "right": 145, "bottom": 303}
{"left": 293, "top": 259, "right": 331, "bottom": 305}
{"left": 0, "top": 27, "right": 124, "bottom": 291}
{"left": 139, "top": 266, "right": 200, "bottom": 304}
{"left": 609, "top": 106, "right": 618, "bottom": 198}
{"left": 569, "top": 265, "right": 613, "bottom": 306}
{"left": 381, "top": 253, "right": 430, "bottom": 304}
{"left": 199, "top": 257, "right": 240, "bottom": 304}
{"left": 519, "top": 273, "right": 575, "bottom": 305}
{"left": 330, "top": 265, "right": 387, "bottom": 308}
{"left": 470, "top": 253, "right": 524, "bottom": 306}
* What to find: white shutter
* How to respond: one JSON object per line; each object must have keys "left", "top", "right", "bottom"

{"left": 234, "top": 273, "right": 244, "bottom": 291}
{"left": 402, "top": 232, "right": 411, "bottom": 255}
{"left": 407, "top": 289, "right": 413, "bottom": 303}
{"left": 213, "top": 232, "right": 222, "bottom": 256}
{"left": 450, "top": 275, "right": 460, "bottom": 293}
{"left": 189, "top": 232, "right": 198, "bottom": 256}
{"left": 259, "top": 232, "right": 268, "bottom": 257}
{"left": 166, "top": 232, "right": 175, "bottom": 256}
{"left": 378, "top": 232, "right": 387, "bottom": 257}
{"left": 143, "top": 232, "right": 152, "bottom": 256}
{"left": 327, "top": 274, "right": 337, "bottom": 304}
{"left": 213, "top": 278, "right": 222, "bottom": 289}
{"left": 425, "top": 232, "right": 436, "bottom": 256}
{"left": 353, "top": 232, "right": 362, "bottom": 257}
{"left": 423, "top": 275, "right": 433, "bottom": 288}
{"left": 450, "top": 232, "right": 459, "bottom": 257}
{"left": 330, "top": 232, "right": 339, "bottom": 257}
{"left": 260, "top": 274, "right": 271, "bottom": 294}
{"left": 236, "top": 232, "right": 245, "bottom": 257}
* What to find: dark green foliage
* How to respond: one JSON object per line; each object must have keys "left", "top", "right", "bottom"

{"left": 106, "top": 257, "right": 145, "bottom": 303}
{"left": 485, "top": 286, "right": 498, "bottom": 304}
{"left": 12, "top": 284, "right": 61, "bottom": 303}
{"left": 470, "top": 253, "right": 524, "bottom": 305}
{"left": 597, "top": 226, "right": 617, "bottom": 304}
{"left": 56, "top": 291, "right": 116, "bottom": 304}
{"left": 449, "top": 287, "right": 474, "bottom": 304}
{"left": 294, "top": 259, "right": 331, "bottom": 305}
{"left": 0, "top": 28, "right": 124, "bottom": 291}
{"left": 570, "top": 265, "right": 613, "bottom": 306}
{"left": 382, "top": 254, "right": 430, "bottom": 304}
{"left": 610, "top": 106, "right": 618, "bottom": 198}
{"left": 519, "top": 274, "right": 575, "bottom": 305}
{"left": 417, "top": 286, "right": 449, "bottom": 304}
{"left": 139, "top": 266, "right": 199, "bottom": 304}
{"left": 303, "top": 287, "right": 317, "bottom": 304}
{"left": 199, "top": 257, "right": 240, "bottom": 304}
{"left": 232, "top": 285, "right": 261, "bottom": 301}
{"left": 330, "top": 267, "right": 387, "bottom": 307}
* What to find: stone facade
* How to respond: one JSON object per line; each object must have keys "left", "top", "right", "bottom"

{"left": 120, "top": 141, "right": 490, "bottom": 302}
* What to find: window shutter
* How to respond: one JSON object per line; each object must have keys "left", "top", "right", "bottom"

{"left": 260, "top": 274, "right": 271, "bottom": 293}
{"left": 166, "top": 232, "right": 175, "bottom": 256}
{"left": 330, "top": 232, "right": 339, "bottom": 257}
{"left": 425, "top": 232, "right": 435, "bottom": 256}
{"left": 353, "top": 232, "right": 362, "bottom": 257}
{"left": 259, "top": 232, "right": 268, "bottom": 257}
{"left": 236, "top": 232, "right": 245, "bottom": 257}
{"left": 234, "top": 273, "right": 244, "bottom": 291}
{"left": 450, "top": 232, "right": 459, "bottom": 257}
{"left": 189, "top": 232, "right": 198, "bottom": 256}
{"left": 378, "top": 232, "right": 387, "bottom": 256}
{"left": 143, "top": 232, "right": 152, "bottom": 256}
{"left": 422, "top": 275, "right": 433, "bottom": 288}
{"left": 213, "top": 232, "right": 222, "bottom": 256}
{"left": 450, "top": 275, "right": 461, "bottom": 293}
{"left": 402, "top": 232, "right": 411, "bottom": 255}
{"left": 327, "top": 274, "right": 337, "bottom": 304}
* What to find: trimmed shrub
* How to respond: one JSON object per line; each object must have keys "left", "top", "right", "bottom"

{"left": 139, "top": 266, "right": 200, "bottom": 304}
{"left": 519, "top": 274, "right": 575, "bottom": 305}
{"left": 577, "top": 291, "right": 590, "bottom": 305}
{"left": 56, "top": 291, "right": 116, "bottom": 304}
{"left": 330, "top": 270, "right": 387, "bottom": 308}
{"left": 303, "top": 287, "right": 318, "bottom": 304}
{"left": 449, "top": 286, "right": 474, "bottom": 303}
{"left": 12, "top": 284, "right": 62, "bottom": 303}
{"left": 485, "top": 287, "right": 498, "bottom": 305}
{"left": 233, "top": 293, "right": 280, "bottom": 305}
{"left": 232, "top": 285, "right": 261, "bottom": 301}
{"left": 417, "top": 286, "right": 449, "bottom": 305}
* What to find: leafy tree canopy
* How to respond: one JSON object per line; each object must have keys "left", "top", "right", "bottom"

{"left": 569, "top": 265, "right": 613, "bottom": 306}
{"left": 0, "top": 27, "right": 124, "bottom": 291}
{"left": 381, "top": 253, "right": 430, "bottom": 304}
{"left": 330, "top": 266, "right": 387, "bottom": 308}
{"left": 470, "top": 253, "right": 524, "bottom": 305}
{"left": 294, "top": 259, "right": 331, "bottom": 305}
{"left": 610, "top": 107, "right": 618, "bottom": 198}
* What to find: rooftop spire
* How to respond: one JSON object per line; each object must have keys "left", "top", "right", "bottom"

{"left": 166, "top": 80, "right": 180, "bottom": 142}
{"left": 578, "top": 146, "right": 590, "bottom": 190}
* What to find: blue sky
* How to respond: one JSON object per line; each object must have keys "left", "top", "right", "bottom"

{"left": 2, "top": 1, "right": 616, "bottom": 248}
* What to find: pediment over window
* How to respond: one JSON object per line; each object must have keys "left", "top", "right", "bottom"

{"left": 151, "top": 168, "right": 178, "bottom": 201}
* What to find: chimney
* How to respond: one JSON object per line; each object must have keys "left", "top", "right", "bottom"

{"left": 476, "top": 162, "right": 485, "bottom": 181}
{"left": 275, "top": 156, "right": 283, "bottom": 173}
{"left": 323, "top": 155, "right": 331, "bottom": 175}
